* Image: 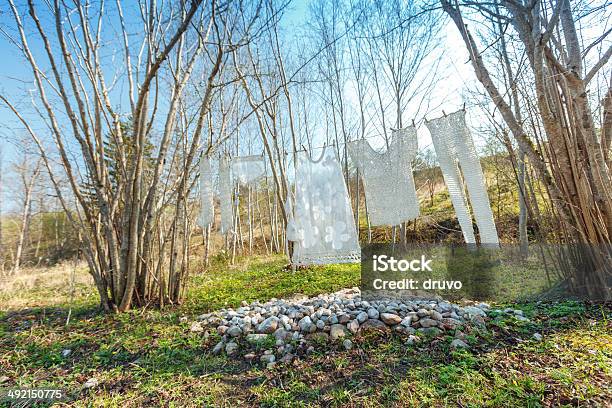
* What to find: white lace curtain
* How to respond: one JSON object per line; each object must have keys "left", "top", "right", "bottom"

{"left": 200, "top": 110, "right": 498, "bottom": 254}
{"left": 347, "top": 127, "right": 419, "bottom": 226}
{"left": 198, "top": 156, "right": 215, "bottom": 228}
{"left": 426, "top": 110, "right": 499, "bottom": 245}
{"left": 287, "top": 146, "right": 361, "bottom": 265}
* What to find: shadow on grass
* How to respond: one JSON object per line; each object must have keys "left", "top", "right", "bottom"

{"left": 0, "top": 258, "right": 609, "bottom": 406}
{"left": 211, "top": 300, "right": 611, "bottom": 406}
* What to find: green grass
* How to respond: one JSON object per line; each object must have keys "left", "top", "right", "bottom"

{"left": 1, "top": 256, "right": 610, "bottom": 407}
{"left": 185, "top": 255, "right": 360, "bottom": 314}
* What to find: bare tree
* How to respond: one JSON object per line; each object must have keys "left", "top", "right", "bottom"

{"left": 0, "top": 145, "right": 4, "bottom": 276}
{"left": 1, "top": 0, "right": 267, "bottom": 311}
{"left": 442, "top": 0, "right": 612, "bottom": 299}
{"left": 10, "top": 145, "right": 41, "bottom": 275}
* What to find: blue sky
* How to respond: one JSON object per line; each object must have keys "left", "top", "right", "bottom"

{"left": 0, "top": 0, "right": 481, "bottom": 212}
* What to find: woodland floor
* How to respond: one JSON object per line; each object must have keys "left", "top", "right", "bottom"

{"left": 0, "top": 255, "right": 611, "bottom": 407}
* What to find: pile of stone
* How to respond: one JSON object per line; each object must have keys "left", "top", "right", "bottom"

{"left": 190, "top": 287, "right": 527, "bottom": 368}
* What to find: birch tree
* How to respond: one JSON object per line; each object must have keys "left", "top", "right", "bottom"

{"left": 1, "top": 0, "right": 266, "bottom": 311}
{"left": 441, "top": 0, "right": 611, "bottom": 299}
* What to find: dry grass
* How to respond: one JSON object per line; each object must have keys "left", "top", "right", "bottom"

{"left": 0, "top": 261, "right": 95, "bottom": 311}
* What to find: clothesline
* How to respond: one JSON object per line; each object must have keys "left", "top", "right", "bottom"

{"left": 199, "top": 109, "right": 500, "bottom": 264}
{"left": 293, "top": 107, "right": 466, "bottom": 154}
{"left": 213, "top": 131, "right": 415, "bottom": 158}
{"left": 292, "top": 135, "right": 434, "bottom": 155}
{"left": 210, "top": 108, "right": 465, "bottom": 159}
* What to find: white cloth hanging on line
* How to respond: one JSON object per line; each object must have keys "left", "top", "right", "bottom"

{"left": 348, "top": 127, "right": 420, "bottom": 226}
{"left": 218, "top": 157, "right": 233, "bottom": 234}
{"left": 198, "top": 156, "right": 215, "bottom": 228}
{"left": 426, "top": 110, "right": 499, "bottom": 245}
{"left": 232, "top": 155, "right": 266, "bottom": 186}
{"left": 287, "top": 146, "right": 361, "bottom": 265}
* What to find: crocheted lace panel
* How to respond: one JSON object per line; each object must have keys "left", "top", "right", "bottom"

{"left": 426, "top": 111, "right": 499, "bottom": 245}
{"left": 219, "top": 157, "right": 233, "bottom": 234}
{"left": 287, "top": 147, "right": 361, "bottom": 265}
{"left": 198, "top": 156, "right": 215, "bottom": 228}
{"left": 232, "top": 155, "right": 266, "bottom": 186}
{"left": 348, "top": 127, "right": 420, "bottom": 226}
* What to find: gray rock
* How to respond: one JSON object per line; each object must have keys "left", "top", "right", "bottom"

{"left": 61, "top": 349, "right": 72, "bottom": 358}
{"left": 472, "top": 315, "right": 486, "bottom": 327}
{"left": 440, "top": 318, "right": 463, "bottom": 330}
{"left": 190, "top": 321, "right": 204, "bottom": 333}
{"left": 515, "top": 315, "right": 530, "bottom": 322}
{"left": 338, "top": 314, "right": 351, "bottom": 324}
{"left": 347, "top": 319, "right": 360, "bottom": 334}
{"left": 83, "top": 378, "right": 98, "bottom": 389}
{"left": 298, "top": 316, "right": 314, "bottom": 332}
{"left": 450, "top": 339, "right": 469, "bottom": 349}
{"left": 359, "top": 319, "right": 389, "bottom": 332}
{"left": 367, "top": 308, "right": 380, "bottom": 319}
{"left": 225, "top": 342, "right": 239, "bottom": 355}
{"left": 273, "top": 328, "right": 288, "bottom": 341}
{"left": 419, "top": 318, "right": 438, "bottom": 328}
{"left": 244, "top": 353, "right": 256, "bottom": 361}
{"left": 319, "top": 308, "right": 332, "bottom": 317}
{"left": 406, "top": 335, "right": 419, "bottom": 346}
{"left": 514, "top": 309, "right": 524, "bottom": 316}
{"left": 227, "top": 326, "right": 242, "bottom": 337}
{"left": 400, "top": 316, "right": 413, "bottom": 327}
{"left": 438, "top": 302, "right": 452, "bottom": 312}
{"left": 0, "top": 376, "right": 8, "bottom": 384}
{"left": 532, "top": 333, "right": 543, "bottom": 341}
{"left": 343, "top": 339, "right": 353, "bottom": 350}
{"left": 330, "top": 324, "right": 347, "bottom": 341}
{"left": 212, "top": 341, "right": 225, "bottom": 355}
{"left": 380, "top": 313, "right": 402, "bottom": 325}
{"left": 430, "top": 310, "right": 443, "bottom": 321}
{"left": 463, "top": 306, "right": 487, "bottom": 318}
{"left": 258, "top": 316, "right": 279, "bottom": 334}
{"left": 316, "top": 320, "right": 325, "bottom": 330}
{"left": 356, "top": 311, "right": 368, "bottom": 323}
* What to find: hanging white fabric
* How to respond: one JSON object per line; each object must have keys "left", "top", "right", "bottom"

{"left": 198, "top": 156, "right": 215, "bottom": 228}
{"left": 348, "top": 127, "right": 420, "bottom": 226}
{"left": 218, "top": 157, "right": 233, "bottom": 234}
{"left": 287, "top": 146, "right": 361, "bottom": 265}
{"left": 232, "top": 155, "right": 266, "bottom": 186}
{"left": 426, "top": 110, "right": 499, "bottom": 245}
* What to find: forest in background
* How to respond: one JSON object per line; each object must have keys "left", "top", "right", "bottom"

{"left": 0, "top": 0, "right": 609, "bottom": 311}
